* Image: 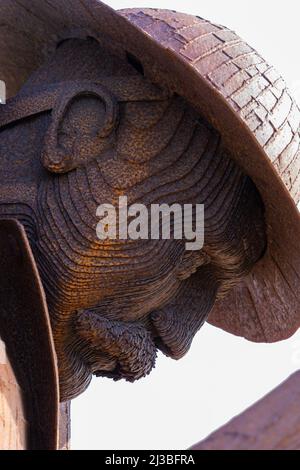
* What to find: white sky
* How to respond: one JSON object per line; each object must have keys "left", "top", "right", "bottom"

{"left": 72, "top": 0, "right": 300, "bottom": 450}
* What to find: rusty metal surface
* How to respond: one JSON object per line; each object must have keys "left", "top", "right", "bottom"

{"left": 0, "top": 34, "right": 266, "bottom": 401}
{"left": 0, "top": 220, "right": 59, "bottom": 449}
{"left": 59, "top": 402, "right": 71, "bottom": 450}
{"left": 191, "top": 371, "right": 300, "bottom": 450}
{"left": 0, "top": 0, "right": 299, "bottom": 410}
{"left": 116, "top": 7, "right": 300, "bottom": 342}
{"left": 0, "top": 336, "right": 27, "bottom": 450}
{"left": 0, "top": 0, "right": 299, "bottom": 345}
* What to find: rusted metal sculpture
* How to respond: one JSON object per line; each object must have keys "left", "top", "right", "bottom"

{"left": 0, "top": 0, "right": 300, "bottom": 449}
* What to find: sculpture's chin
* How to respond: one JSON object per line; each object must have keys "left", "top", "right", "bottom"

{"left": 56, "top": 272, "right": 216, "bottom": 400}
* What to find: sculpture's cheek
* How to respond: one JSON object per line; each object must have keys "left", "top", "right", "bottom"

{"left": 0, "top": 114, "right": 51, "bottom": 187}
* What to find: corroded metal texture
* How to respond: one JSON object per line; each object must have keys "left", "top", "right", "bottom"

{"left": 191, "top": 371, "right": 300, "bottom": 450}
{"left": 0, "top": 337, "right": 27, "bottom": 450}
{"left": 117, "top": 7, "right": 300, "bottom": 342}
{"left": 0, "top": 0, "right": 299, "bottom": 411}
{"left": 59, "top": 402, "right": 71, "bottom": 450}
{"left": 0, "top": 36, "right": 266, "bottom": 401}
{"left": 0, "top": 1, "right": 299, "bottom": 345}
{"left": 0, "top": 220, "right": 59, "bottom": 449}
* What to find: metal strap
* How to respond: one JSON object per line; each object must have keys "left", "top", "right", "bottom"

{"left": 0, "top": 78, "right": 170, "bottom": 129}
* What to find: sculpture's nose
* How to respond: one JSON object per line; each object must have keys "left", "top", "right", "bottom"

{"left": 76, "top": 309, "right": 157, "bottom": 382}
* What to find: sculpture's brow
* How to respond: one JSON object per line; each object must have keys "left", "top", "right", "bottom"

{"left": 0, "top": 77, "right": 170, "bottom": 129}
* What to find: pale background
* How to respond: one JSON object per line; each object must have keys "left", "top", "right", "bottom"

{"left": 72, "top": 0, "right": 300, "bottom": 450}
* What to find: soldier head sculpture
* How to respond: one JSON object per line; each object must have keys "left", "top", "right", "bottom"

{"left": 0, "top": 0, "right": 300, "bottom": 449}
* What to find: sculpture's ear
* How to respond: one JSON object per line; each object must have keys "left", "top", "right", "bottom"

{"left": 41, "top": 83, "right": 118, "bottom": 174}
{"left": 0, "top": 219, "right": 59, "bottom": 449}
